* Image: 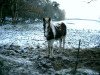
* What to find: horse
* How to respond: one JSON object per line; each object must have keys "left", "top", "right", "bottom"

{"left": 43, "top": 17, "right": 67, "bottom": 57}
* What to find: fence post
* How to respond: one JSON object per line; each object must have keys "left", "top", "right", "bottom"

{"left": 72, "top": 39, "right": 81, "bottom": 75}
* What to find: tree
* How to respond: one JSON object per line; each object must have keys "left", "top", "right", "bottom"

{"left": 87, "top": 0, "right": 96, "bottom": 3}
{"left": 0, "top": 0, "right": 65, "bottom": 24}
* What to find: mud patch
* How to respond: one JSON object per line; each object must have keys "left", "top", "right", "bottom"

{"left": 0, "top": 45, "right": 100, "bottom": 75}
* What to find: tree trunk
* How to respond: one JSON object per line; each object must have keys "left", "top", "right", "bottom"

{"left": 11, "top": 0, "right": 18, "bottom": 24}
{"left": 0, "top": 5, "right": 3, "bottom": 25}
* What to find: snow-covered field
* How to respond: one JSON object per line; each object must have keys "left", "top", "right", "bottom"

{"left": 0, "top": 20, "right": 100, "bottom": 49}
{"left": 0, "top": 20, "right": 100, "bottom": 75}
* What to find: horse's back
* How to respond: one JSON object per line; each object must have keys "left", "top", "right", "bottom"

{"left": 54, "top": 22, "right": 66, "bottom": 39}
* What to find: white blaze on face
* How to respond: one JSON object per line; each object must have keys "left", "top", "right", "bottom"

{"left": 44, "top": 17, "right": 56, "bottom": 38}
{"left": 45, "top": 18, "right": 49, "bottom": 21}
{"left": 44, "top": 18, "right": 49, "bottom": 37}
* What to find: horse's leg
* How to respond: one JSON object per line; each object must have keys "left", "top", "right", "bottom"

{"left": 58, "top": 38, "right": 62, "bottom": 53}
{"left": 51, "top": 40, "right": 54, "bottom": 58}
{"left": 48, "top": 40, "right": 54, "bottom": 58}
{"left": 48, "top": 41, "right": 50, "bottom": 57}
{"left": 62, "top": 36, "right": 66, "bottom": 50}
{"left": 59, "top": 39, "right": 62, "bottom": 49}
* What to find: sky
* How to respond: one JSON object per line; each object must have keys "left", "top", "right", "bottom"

{"left": 51, "top": 0, "right": 100, "bottom": 20}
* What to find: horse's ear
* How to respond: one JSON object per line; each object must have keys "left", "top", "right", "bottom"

{"left": 43, "top": 18, "right": 45, "bottom": 21}
{"left": 49, "top": 17, "right": 51, "bottom": 21}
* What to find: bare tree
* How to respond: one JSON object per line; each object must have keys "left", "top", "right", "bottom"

{"left": 87, "top": 0, "right": 97, "bottom": 3}
{"left": 10, "top": 0, "right": 18, "bottom": 24}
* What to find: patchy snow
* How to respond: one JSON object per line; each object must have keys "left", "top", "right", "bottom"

{"left": 0, "top": 54, "right": 32, "bottom": 65}
{"left": 56, "top": 68, "right": 99, "bottom": 75}
{"left": 0, "top": 20, "right": 100, "bottom": 49}
{"left": 77, "top": 68, "right": 99, "bottom": 75}
{"left": 53, "top": 19, "right": 100, "bottom": 30}
{"left": 0, "top": 20, "right": 100, "bottom": 75}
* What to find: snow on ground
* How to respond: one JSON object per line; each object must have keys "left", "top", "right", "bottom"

{"left": 0, "top": 54, "right": 32, "bottom": 65}
{"left": 0, "top": 20, "right": 100, "bottom": 75}
{"left": 0, "top": 20, "right": 100, "bottom": 49}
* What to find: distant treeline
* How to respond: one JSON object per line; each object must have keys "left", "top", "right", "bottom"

{"left": 0, "top": 0, "right": 65, "bottom": 24}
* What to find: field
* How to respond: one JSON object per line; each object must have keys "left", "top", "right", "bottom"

{"left": 0, "top": 19, "right": 100, "bottom": 75}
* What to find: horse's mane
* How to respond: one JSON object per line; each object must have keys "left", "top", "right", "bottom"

{"left": 50, "top": 21, "right": 56, "bottom": 38}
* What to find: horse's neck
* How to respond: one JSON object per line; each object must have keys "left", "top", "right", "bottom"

{"left": 50, "top": 22, "right": 56, "bottom": 38}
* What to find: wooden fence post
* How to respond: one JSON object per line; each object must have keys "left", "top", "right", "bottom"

{"left": 72, "top": 39, "right": 81, "bottom": 75}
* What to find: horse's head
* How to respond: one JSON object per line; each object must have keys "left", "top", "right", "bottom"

{"left": 43, "top": 17, "right": 51, "bottom": 37}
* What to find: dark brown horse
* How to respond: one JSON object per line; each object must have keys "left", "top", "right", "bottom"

{"left": 43, "top": 17, "right": 67, "bottom": 57}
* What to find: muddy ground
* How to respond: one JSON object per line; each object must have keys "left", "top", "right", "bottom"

{"left": 0, "top": 44, "right": 100, "bottom": 75}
